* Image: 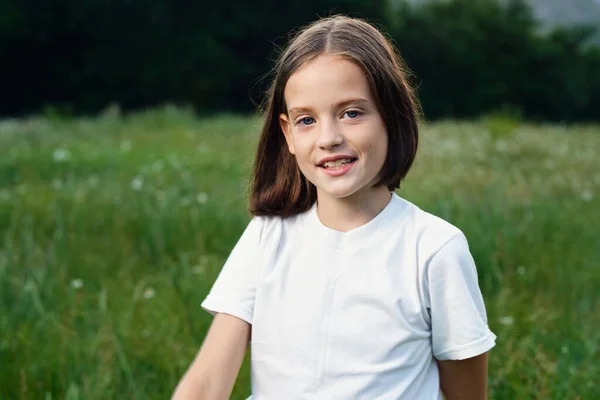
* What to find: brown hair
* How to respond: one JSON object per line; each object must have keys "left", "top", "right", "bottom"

{"left": 249, "top": 15, "right": 421, "bottom": 217}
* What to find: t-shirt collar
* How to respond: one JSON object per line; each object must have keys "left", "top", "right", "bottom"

{"left": 302, "top": 192, "right": 407, "bottom": 250}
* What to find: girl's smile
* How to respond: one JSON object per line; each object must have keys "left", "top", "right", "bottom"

{"left": 320, "top": 158, "right": 355, "bottom": 177}
{"left": 318, "top": 155, "right": 357, "bottom": 176}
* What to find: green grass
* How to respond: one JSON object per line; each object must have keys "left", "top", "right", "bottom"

{"left": 1, "top": 105, "right": 598, "bottom": 399}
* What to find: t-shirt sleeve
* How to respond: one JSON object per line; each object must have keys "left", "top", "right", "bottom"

{"left": 425, "top": 232, "right": 497, "bottom": 360}
{"left": 200, "top": 216, "right": 264, "bottom": 325}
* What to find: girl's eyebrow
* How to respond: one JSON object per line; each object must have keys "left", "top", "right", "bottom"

{"left": 288, "top": 98, "right": 370, "bottom": 115}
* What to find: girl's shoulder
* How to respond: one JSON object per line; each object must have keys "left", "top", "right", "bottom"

{"left": 395, "top": 195, "right": 469, "bottom": 260}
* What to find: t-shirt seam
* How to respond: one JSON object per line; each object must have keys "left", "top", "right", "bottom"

{"left": 423, "top": 230, "right": 464, "bottom": 268}
{"left": 420, "top": 230, "right": 463, "bottom": 310}
{"left": 420, "top": 230, "right": 472, "bottom": 333}
{"left": 434, "top": 331, "right": 495, "bottom": 358}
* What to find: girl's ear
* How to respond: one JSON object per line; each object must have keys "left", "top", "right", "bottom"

{"left": 279, "top": 113, "right": 295, "bottom": 155}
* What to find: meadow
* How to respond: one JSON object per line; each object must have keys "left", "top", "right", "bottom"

{"left": 1, "top": 105, "right": 598, "bottom": 399}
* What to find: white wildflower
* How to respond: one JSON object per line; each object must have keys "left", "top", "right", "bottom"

{"left": 498, "top": 316, "right": 514, "bottom": 326}
{"left": 191, "top": 265, "right": 204, "bottom": 275}
{"left": 581, "top": 189, "right": 593, "bottom": 202}
{"left": 71, "top": 279, "right": 83, "bottom": 290}
{"left": 0, "top": 119, "right": 19, "bottom": 134}
{"left": 167, "top": 154, "right": 182, "bottom": 169}
{"left": 53, "top": 148, "right": 70, "bottom": 162}
{"left": 87, "top": 176, "right": 98, "bottom": 188}
{"left": 102, "top": 103, "right": 121, "bottom": 118}
{"left": 444, "top": 139, "right": 459, "bottom": 152}
{"left": 120, "top": 140, "right": 132, "bottom": 152}
{"left": 180, "top": 170, "right": 193, "bottom": 183}
{"left": 24, "top": 280, "right": 36, "bottom": 292}
{"left": 131, "top": 176, "right": 144, "bottom": 191}
{"left": 494, "top": 140, "right": 509, "bottom": 152}
{"left": 569, "top": 366, "right": 577, "bottom": 375}
{"left": 180, "top": 196, "right": 192, "bottom": 206}
{"left": 9, "top": 146, "right": 19, "bottom": 158}
{"left": 143, "top": 287, "right": 155, "bottom": 300}
{"left": 151, "top": 160, "right": 164, "bottom": 173}
{"left": 196, "top": 193, "right": 208, "bottom": 204}
{"left": 154, "top": 190, "right": 166, "bottom": 203}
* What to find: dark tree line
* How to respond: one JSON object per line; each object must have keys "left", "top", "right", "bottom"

{"left": 1, "top": 0, "right": 598, "bottom": 122}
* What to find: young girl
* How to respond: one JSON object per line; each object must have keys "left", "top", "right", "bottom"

{"left": 173, "top": 15, "right": 496, "bottom": 400}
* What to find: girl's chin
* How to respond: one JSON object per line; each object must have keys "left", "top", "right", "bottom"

{"left": 315, "top": 185, "right": 364, "bottom": 200}
{"left": 314, "top": 181, "right": 389, "bottom": 203}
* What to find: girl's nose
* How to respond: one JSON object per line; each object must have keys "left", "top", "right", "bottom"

{"left": 316, "top": 120, "right": 344, "bottom": 149}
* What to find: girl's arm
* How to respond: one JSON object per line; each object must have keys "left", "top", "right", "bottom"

{"left": 437, "top": 352, "right": 489, "bottom": 400}
{"left": 171, "top": 313, "right": 251, "bottom": 400}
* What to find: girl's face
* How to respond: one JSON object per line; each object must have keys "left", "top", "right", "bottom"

{"left": 279, "top": 54, "right": 389, "bottom": 205}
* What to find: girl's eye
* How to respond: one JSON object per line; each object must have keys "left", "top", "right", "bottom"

{"left": 297, "top": 117, "right": 315, "bottom": 126}
{"left": 345, "top": 110, "right": 361, "bottom": 119}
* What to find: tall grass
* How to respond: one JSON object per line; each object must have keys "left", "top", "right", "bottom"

{"left": 1, "top": 106, "right": 598, "bottom": 399}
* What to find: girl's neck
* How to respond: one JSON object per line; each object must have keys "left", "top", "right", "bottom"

{"left": 315, "top": 188, "right": 392, "bottom": 233}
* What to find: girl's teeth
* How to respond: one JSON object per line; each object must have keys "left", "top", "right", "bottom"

{"left": 323, "top": 159, "right": 353, "bottom": 168}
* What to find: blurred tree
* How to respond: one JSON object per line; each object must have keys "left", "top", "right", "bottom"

{"left": 0, "top": 0, "right": 386, "bottom": 117}
{"left": 388, "top": 0, "right": 600, "bottom": 121}
{"left": 0, "top": 0, "right": 598, "bottom": 121}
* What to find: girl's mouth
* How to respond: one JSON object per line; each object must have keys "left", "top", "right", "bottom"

{"left": 318, "top": 158, "right": 357, "bottom": 169}
{"left": 318, "top": 158, "right": 357, "bottom": 176}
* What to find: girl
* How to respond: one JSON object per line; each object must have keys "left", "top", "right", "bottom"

{"left": 173, "top": 15, "right": 496, "bottom": 400}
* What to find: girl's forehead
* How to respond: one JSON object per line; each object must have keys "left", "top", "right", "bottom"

{"left": 284, "top": 55, "right": 372, "bottom": 109}
{"left": 289, "top": 54, "right": 361, "bottom": 81}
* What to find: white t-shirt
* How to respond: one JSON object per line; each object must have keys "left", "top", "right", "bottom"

{"left": 201, "top": 193, "right": 496, "bottom": 399}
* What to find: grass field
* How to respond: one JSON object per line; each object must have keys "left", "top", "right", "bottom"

{"left": 1, "top": 105, "right": 599, "bottom": 399}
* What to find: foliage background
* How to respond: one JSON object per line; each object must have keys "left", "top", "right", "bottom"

{"left": 1, "top": 0, "right": 599, "bottom": 121}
